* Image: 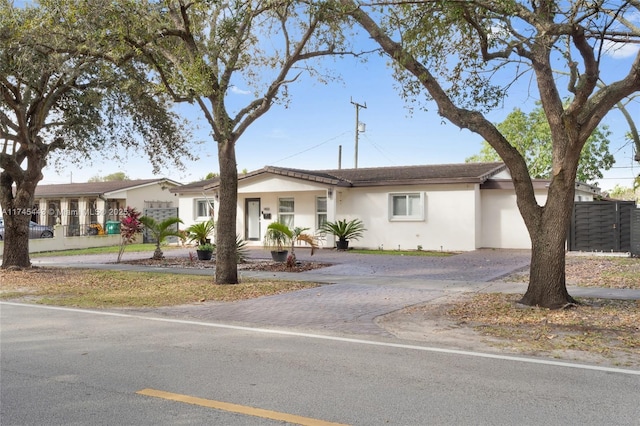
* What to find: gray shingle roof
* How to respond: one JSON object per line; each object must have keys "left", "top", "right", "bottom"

{"left": 169, "top": 177, "right": 220, "bottom": 194}
{"left": 203, "top": 162, "right": 507, "bottom": 190}
{"left": 35, "top": 179, "right": 179, "bottom": 197}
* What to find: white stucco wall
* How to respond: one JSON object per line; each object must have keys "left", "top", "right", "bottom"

{"left": 480, "top": 189, "right": 548, "bottom": 249}
{"left": 176, "top": 193, "right": 217, "bottom": 231}
{"left": 233, "top": 174, "right": 333, "bottom": 246}
{"left": 334, "top": 184, "right": 480, "bottom": 251}
{"left": 480, "top": 186, "right": 597, "bottom": 249}
{"left": 237, "top": 190, "right": 328, "bottom": 247}
{"left": 107, "top": 182, "right": 178, "bottom": 211}
{"left": 174, "top": 173, "right": 601, "bottom": 252}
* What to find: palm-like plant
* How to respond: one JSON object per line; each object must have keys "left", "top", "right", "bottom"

{"left": 186, "top": 219, "right": 215, "bottom": 246}
{"left": 291, "top": 226, "right": 317, "bottom": 256}
{"left": 264, "top": 222, "right": 317, "bottom": 261}
{"left": 264, "top": 222, "right": 293, "bottom": 252}
{"left": 139, "top": 216, "right": 184, "bottom": 260}
{"left": 319, "top": 218, "right": 366, "bottom": 250}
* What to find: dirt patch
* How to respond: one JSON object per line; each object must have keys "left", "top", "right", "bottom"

{"left": 498, "top": 255, "right": 640, "bottom": 289}
{"left": 378, "top": 256, "right": 639, "bottom": 367}
{"left": 379, "top": 293, "right": 640, "bottom": 368}
{"left": 376, "top": 294, "right": 504, "bottom": 353}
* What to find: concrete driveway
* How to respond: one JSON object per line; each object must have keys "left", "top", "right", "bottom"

{"left": 29, "top": 247, "right": 533, "bottom": 338}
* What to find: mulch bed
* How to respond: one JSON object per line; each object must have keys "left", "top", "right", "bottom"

{"left": 121, "top": 256, "right": 331, "bottom": 273}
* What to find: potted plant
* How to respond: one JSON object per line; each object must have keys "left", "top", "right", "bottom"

{"left": 264, "top": 222, "right": 318, "bottom": 262}
{"left": 319, "top": 218, "right": 366, "bottom": 250}
{"left": 195, "top": 243, "right": 215, "bottom": 261}
{"left": 264, "top": 222, "right": 292, "bottom": 262}
{"left": 186, "top": 219, "right": 215, "bottom": 246}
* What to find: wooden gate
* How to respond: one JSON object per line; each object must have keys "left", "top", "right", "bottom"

{"left": 568, "top": 201, "right": 636, "bottom": 252}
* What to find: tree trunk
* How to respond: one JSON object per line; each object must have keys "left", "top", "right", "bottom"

{"left": 518, "top": 179, "right": 578, "bottom": 309}
{"left": 153, "top": 246, "right": 163, "bottom": 260}
{"left": 0, "top": 172, "right": 40, "bottom": 269}
{"left": 215, "top": 139, "right": 239, "bottom": 284}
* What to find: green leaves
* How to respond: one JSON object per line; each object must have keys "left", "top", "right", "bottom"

{"left": 466, "top": 104, "right": 615, "bottom": 184}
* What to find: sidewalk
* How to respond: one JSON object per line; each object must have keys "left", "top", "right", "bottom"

{"left": 28, "top": 248, "right": 640, "bottom": 338}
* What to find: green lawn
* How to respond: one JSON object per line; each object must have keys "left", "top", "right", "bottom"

{"left": 31, "top": 243, "right": 182, "bottom": 257}
{"left": 349, "top": 249, "right": 454, "bottom": 257}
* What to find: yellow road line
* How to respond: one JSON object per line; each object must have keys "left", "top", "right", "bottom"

{"left": 136, "top": 388, "right": 350, "bottom": 426}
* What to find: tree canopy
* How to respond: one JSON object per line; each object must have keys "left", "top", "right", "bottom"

{"left": 88, "top": 172, "right": 131, "bottom": 182}
{"left": 466, "top": 105, "right": 615, "bottom": 185}
{"left": 341, "top": 0, "right": 640, "bottom": 308}
{"left": 0, "top": 0, "right": 195, "bottom": 268}
{"left": 97, "top": 0, "right": 356, "bottom": 283}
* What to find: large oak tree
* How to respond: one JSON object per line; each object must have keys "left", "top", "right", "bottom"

{"left": 104, "top": 0, "right": 355, "bottom": 283}
{"left": 340, "top": 0, "right": 640, "bottom": 308}
{"left": 0, "top": 1, "right": 193, "bottom": 268}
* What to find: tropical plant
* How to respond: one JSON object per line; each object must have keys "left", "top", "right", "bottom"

{"left": 196, "top": 243, "right": 215, "bottom": 253}
{"left": 264, "top": 222, "right": 293, "bottom": 252}
{"left": 186, "top": 220, "right": 215, "bottom": 246}
{"left": 264, "top": 222, "right": 317, "bottom": 261}
{"left": 235, "top": 235, "right": 249, "bottom": 263}
{"left": 319, "top": 219, "right": 366, "bottom": 243}
{"left": 139, "top": 216, "right": 184, "bottom": 260}
{"left": 117, "top": 207, "right": 143, "bottom": 263}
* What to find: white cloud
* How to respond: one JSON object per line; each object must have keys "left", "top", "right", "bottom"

{"left": 602, "top": 40, "right": 640, "bottom": 59}
{"left": 230, "top": 86, "right": 251, "bottom": 95}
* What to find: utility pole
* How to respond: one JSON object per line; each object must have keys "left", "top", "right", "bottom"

{"left": 350, "top": 98, "right": 366, "bottom": 168}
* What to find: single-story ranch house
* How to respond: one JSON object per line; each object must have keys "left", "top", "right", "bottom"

{"left": 171, "top": 162, "right": 600, "bottom": 251}
{"left": 29, "top": 178, "right": 180, "bottom": 236}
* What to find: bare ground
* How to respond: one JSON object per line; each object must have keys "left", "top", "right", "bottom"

{"left": 378, "top": 255, "right": 640, "bottom": 368}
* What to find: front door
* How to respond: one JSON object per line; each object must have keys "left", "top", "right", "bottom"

{"left": 245, "top": 198, "right": 261, "bottom": 241}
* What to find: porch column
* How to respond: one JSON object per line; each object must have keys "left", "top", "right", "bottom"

{"left": 38, "top": 199, "right": 47, "bottom": 225}
{"left": 59, "top": 199, "right": 69, "bottom": 226}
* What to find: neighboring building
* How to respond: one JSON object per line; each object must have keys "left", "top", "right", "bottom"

{"left": 30, "top": 178, "right": 181, "bottom": 236}
{"left": 172, "top": 163, "right": 601, "bottom": 251}
{"left": 169, "top": 177, "right": 219, "bottom": 230}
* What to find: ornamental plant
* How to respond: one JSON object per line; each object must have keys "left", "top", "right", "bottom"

{"left": 117, "top": 206, "right": 143, "bottom": 263}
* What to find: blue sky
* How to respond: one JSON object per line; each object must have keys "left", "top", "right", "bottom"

{"left": 41, "top": 32, "right": 640, "bottom": 191}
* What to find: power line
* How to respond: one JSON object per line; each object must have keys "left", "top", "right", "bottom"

{"left": 271, "top": 131, "right": 350, "bottom": 165}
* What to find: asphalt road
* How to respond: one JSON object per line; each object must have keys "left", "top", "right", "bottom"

{"left": 2, "top": 302, "right": 639, "bottom": 425}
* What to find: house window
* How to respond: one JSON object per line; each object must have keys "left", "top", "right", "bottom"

{"left": 278, "top": 198, "right": 295, "bottom": 228}
{"left": 316, "top": 196, "right": 327, "bottom": 229}
{"left": 195, "top": 199, "right": 212, "bottom": 219}
{"left": 389, "top": 193, "right": 425, "bottom": 221}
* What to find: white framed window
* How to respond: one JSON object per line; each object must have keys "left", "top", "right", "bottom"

{"left": 278, "top": 197, "right": 295, "bottom": 228}
{"left": 389, "top": 193, "right": 425, "bottom": 221}
{"left": 195, "top": 199, "right": 212, "bottom": 219}
{"left": 316, "top": 196, "right": 327, "bottom": 229}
